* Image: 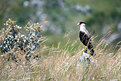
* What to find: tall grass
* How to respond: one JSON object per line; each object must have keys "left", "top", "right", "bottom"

{"left": 0, "top": 35, "right": 120, "bottom": 81}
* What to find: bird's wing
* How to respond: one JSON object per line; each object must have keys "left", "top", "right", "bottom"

{"left": 84, "top": 28, "right": 90, "bottom": 37}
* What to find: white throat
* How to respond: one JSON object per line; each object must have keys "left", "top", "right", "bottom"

{"left": 79, "top": 23, "right": 90, "bottom": 36}
{"left": 80, "top": 23, "right": 86, "bottom": 31}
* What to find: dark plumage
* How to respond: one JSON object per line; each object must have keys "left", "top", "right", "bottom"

{"left": 79, "top": 31, "right": 94, "bottom": 55}
{"left": 77, "top": 22, "right": 94, "bottom": 56}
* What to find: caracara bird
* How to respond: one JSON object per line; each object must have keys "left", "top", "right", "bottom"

{"left": 77, "top": 22, "right": 94, "bottom": 56}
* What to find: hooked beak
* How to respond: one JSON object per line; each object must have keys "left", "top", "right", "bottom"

{"left": 77, "top": 23, "right": 80, "bottom": 26}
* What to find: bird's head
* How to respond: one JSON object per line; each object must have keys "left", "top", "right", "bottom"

{"left": 77, "top": 22, "right": 85, "bottom": 27}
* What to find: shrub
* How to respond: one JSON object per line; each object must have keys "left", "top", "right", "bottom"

{"left": 0, "top": 19, "right": 45, "bottom": 63}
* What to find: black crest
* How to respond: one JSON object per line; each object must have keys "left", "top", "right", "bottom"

{"left": 79, "top": 22, "right": 85, "bottom": 25}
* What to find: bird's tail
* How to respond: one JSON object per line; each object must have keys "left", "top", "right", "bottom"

{"left": 87, "top": 41, "right": 94, "bottom": 56}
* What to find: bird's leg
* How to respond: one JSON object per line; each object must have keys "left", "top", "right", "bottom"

{"left": 83, "top": 46, "right": 87, "bottom": 53}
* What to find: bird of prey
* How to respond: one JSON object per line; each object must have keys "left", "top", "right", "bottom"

{"left": 77, "top": 22, "right": 94, "bottom": 56}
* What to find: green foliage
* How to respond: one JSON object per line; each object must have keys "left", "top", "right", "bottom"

{"left": 0, "top": 0, "right": 34, "bottom": 28}
{"left": 44, "top": 0, "right": 59, "bottom": 9}
{"left": 43, "top": 0, "right": 121, "bottom": 37}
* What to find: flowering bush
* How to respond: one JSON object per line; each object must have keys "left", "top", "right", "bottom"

{"left": 0, "top": 19, "right": 45, "bottom": 63}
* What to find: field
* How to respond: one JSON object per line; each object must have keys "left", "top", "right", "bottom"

{"left": 0, "top": 34, "right": 120, "bottom": 81}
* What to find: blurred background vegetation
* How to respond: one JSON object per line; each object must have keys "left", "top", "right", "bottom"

{"left": 0, "top": 0, "right": 121, "bottom": 80}
{"left": 0, "top": 0, "right": 121, "bottom": 47}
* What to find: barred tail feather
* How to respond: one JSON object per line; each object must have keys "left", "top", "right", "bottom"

{"left": 87, "top": 42, "right": 94, "bottom": 56}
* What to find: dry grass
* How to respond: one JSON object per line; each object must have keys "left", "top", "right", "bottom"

{"left": 0, "top": 38, "right": 121, "bottom": 81}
